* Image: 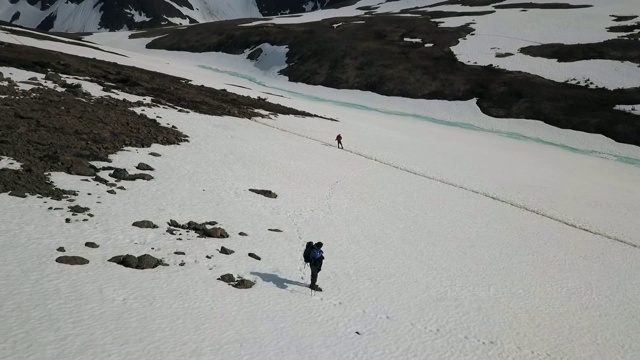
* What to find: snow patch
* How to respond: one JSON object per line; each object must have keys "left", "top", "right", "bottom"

{"left": 615, "top": 104, "right": 640, "bottom": 115}
{"left": 0, "top": 156, "right": 22, "bottom": 170}
{"left": 246, "top": 44, "right": 289, "bottom": 74}
{"left": 403, "top": 37, "right": 422, "bottom": 43}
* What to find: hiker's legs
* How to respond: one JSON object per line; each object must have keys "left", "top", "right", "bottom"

{"left": 338, "top": 141, "right": 343, "bottom": 149}
{"left": 310, "top": 265, "right": 319, "bottom": 287}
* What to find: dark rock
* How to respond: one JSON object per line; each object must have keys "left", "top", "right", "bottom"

{"left": 120, "top": 254, "right": 138, "bottom": 268}
{"left": 28, "top": 77, "right": 38, "bottom": 81}
{"left": 132, "top": 220, "right": 159, "bottom": 229}
{"left": 233, "top": 279, "right": 255, "bottom": 289}
{"left": 268, "top": 228, "right": 283, "bottom": 232}
{"left": 65, "top": 218, "right": 71, "bottom": 223}
{"left": 56, "top": 246, "right": 65, "bottom": 252}
{"left": 174, "top": 251, "right": 185, "bottom": 255}
{"left": 219, "top": 246, "right": 235, "bottom": 255}
{"left": 205, "top": 255, "right": 212, "bottom": 259}
{"left": 94, "top": 175, "right": 109, "bottom": 185}
{"left": 116, "top": 186, "right": 126, "bottom": 190}
{"left": 179, "top": 261, "right": 185, "bottom": 266}
{"left": 107, "top": 189, "right": 116, "bottom": 194}
{"left": 109, "top": 168, "right": 129, "bottom": 180}
{"left": 69, "top": 205, "right": 89, "bottom": 213}
{"left": 127, "top": 173, "right": 153, "bottom": 181}
{"left": 87, "top": 213, "right": 94, "bottom": 217}
{"left": 136, "top": 254, "right": 161, "bottom": 269}
{"left": 56, "top": 256, "right": 89, "bottom": 265}
{"left": 8, "top": 191, "right": 27, "bottom": 198}
{"left": 249, "top": 188, "right": 278, "bottom": 198}
{"left": 166, "top": 228, "right": 178, "bottom": 235}
{"left": 168, "top": 219, "right": 181, "bottom": 228}
{"left": 44, "top": 72, "right": 64, "bottom": 85}
{"left": 149, "top": 152, "right": 162, "bottom": 157}
{"left": 85, "top": 242, "right": 99, "bottom": 248}
{"left": 247, "top": 47, "right": 263, "bottom": 61}
{"left": 61, "top": 157, "right": 96, "bottom": 176}
{"left": 202, "top": 227, "right": 229, "bottom": 238}
{"left": 107, "top": 255, "right": 124, "bottom": 263}
{"left": 238, "top": 232, "right": 248, "bottom": 236}
{"left": 136, "top": 162, "right": 155, "bottom": 171}
{"left": 248, "top": 253, "right": 261, "bottom": 261}
{"left": 218, "top": 273, "right": 236, "bottom": 283}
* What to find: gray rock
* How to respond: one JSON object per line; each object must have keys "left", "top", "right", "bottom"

{"left": 56, "top": 247, "right": 66, "bottom": 252}
{"left": 238, "top": 232, "right": 248, "bottom": 236}
{"left": 44, "top": 72, "right": 64, "bottom": 85}
{"left": 8, "top": 191, "right": 27, "bottom": 198}
{"left": 62, "top": 157, "right": 96, "bottom": 176}
{"left": 233, "top": 279, "right": 255, "bottom": 289}
{"left": 109, "top": 168, "right": 129, "bottom": 180}
{"left": 136, "top": 162, "right": 155, "bottom": 171}
{"left": 218, "top": 273, "right": 236, "bottom": 283}
{"left": 136, "top": 254, "right": 160, "bottom": 269}
{"left": 149, "top": 152, "right": 162, "bottom": 157}
{"left": 174, "top": 251, "right": 185, "bottom": 255}
{"left": 219, "top": 246, "right": 234, "bottom": 255}
{"left": 248, "top": 253, "right": 261, "bottom": 261}
{"left": 85, "top": 242, "right": 99, "bottom": 248}
{"left": 56, "top": 256, "right": 89, "bottom": 265}
{"left": 128, "top": 173, "right": 153, "bottom": 181}
{"left": 268, "top": 228, "right": 283, "bottom": 232}
{"left": 107, "top": 190, "right": 116, "bottom": 195}
{"left": 132, "top": 220, "right": 158, "bottom": 229}
{"left": 69, "top": 205, "right": 90, "bottom": 213}
{"left": 120, "top": 254, "right": 138, "bottom": 268}
{"left": 107, "top": 255, "right": 124, "bottom": 263}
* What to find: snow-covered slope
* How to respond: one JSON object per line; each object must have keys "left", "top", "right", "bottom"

{"left": 0, "top": 0, "right": 355, "bottom": 32}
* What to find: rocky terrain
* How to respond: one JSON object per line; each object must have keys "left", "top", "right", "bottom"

{"left": 0, "top": 39, "right": 317, "bottom": 199}
{"left": 142, "top": 10, "right": 640, "bottom": 147}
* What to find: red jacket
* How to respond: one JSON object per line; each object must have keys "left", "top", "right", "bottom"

{"left": 336, "top": 135, "right": 342, "bottom": 141}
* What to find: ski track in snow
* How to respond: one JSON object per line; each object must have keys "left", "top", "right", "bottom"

{"left": 250, "top": 118, "right": 639, "bottom": 250}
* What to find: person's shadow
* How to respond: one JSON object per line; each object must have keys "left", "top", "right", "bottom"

{"left": 251, "top": 272, "right": 307, "bottom": 290}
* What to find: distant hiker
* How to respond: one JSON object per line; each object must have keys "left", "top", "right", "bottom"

{"left": 335, "top": 134, "right": 343, "bottom": 149}
{"left": 309, "top": 242, "right": 324, "bottom": 291}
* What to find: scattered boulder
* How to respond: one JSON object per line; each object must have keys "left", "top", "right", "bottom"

{"left": 108, "top": 254, "right": 163, "bottom": 269}
{"left": 249, "top": 189, "right": 278, "bottom": 198}
{"left": 238, "top": 232, "right": 248, "bottom": 236}
{"left": 202, "top": 227, "right": 229, "bottom": 238}
{"left": 174, "top": 251, "right": 185, "bottom": 255}
{"left": 107, "top": 189, "right": 116, "bottom": 194}
{"left": 108, "top": 168, "right": 153, "bottom": 181}
{"left": 56, "top": 246, "right": 66, "bottom": 252}
{"left": 248, "top": 253, "right": 261, "bottom": 261}
{"left": 0, "top": 71, "right": 4, "bottom": 80}
{"left": 65, "top": 218, "right": 71, "bottom": 223}
{"left": 56, "top": 256, "right": 89, "bottom": 265}
{"left": 44, "top": 72, "right": 64, "bottom": 85}
{"left": 149, "top": 152, "right": 162, "bottom": 157}
{"left": 109, "top": 168, "right": 130, "bottom": 180}
{"left": 94, "top": 175, "right": 109, "bottom": 185}
{"left": 69, "top": 205, "right": 90, "bottom": 213}
{"left": 268, "top": 228, "right": 283, "bottom": 232}
{"left": 85, "top": 242, "right": 99, "bottom": 248}
{"left": 61, "top": 157, "right": 96, "bottom": 176}
{"left": 219, "top": 246, "right": 235, "bottom": 255}
{"left": 247, "top": 47, "right": 263, "bottom": 61}
{"left": 137, "top": 254, "right": 161, "bottom": 269}
{"left": 8, "top": 191, "right": 27, "bottom": 198}
{"left": 218, "top": 273, "right": 236, "bottom": 283}
{"left": 136, "top": 162, "right": 155, "bottom": 171}
{"left": 166, "top": 228, "right": 178, "bottom": 235}
{"left": 233, "top": 279, "right": 255, "bottom": 289}
{"left": 132, "top": 220, "right": 159, "bottom": 229}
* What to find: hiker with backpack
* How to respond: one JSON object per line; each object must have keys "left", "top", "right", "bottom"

{"left": 303, "top": 241, "right": 324, "bottom": 291}
{"left": 335, "top": 134, "right": 343, "bottom": 149}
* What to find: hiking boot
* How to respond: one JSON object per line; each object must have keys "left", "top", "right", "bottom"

{"left": 310, "top": 285, "right": 323, "bottom": 292}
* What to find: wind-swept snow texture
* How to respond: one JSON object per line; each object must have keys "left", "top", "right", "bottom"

{"left": 2, "top": 1, "right": 640, "bottom": 359}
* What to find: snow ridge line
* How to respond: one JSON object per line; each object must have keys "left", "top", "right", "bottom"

{"left": 251, "top": 118, "right": 639, "bottom": 250}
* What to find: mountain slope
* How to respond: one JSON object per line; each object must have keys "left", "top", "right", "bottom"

{"left": 0, "top": 0, "right": 356, "bottom": 32}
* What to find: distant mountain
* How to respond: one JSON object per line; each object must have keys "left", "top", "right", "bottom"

{"left": 0, "top": 0, "right": 356, "bottom": 33}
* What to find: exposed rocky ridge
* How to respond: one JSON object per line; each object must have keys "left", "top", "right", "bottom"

{"left": 0, "top": 41, "right": 317, "bottom": 198}
{"left": 0, "top": 0, "right": 361, "bottom": 32}
{"left": 520, "top": 39, "right": 640, "bottom": 64}
{"left": 144, "top": 14, "right": 640, "bottom": 147}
